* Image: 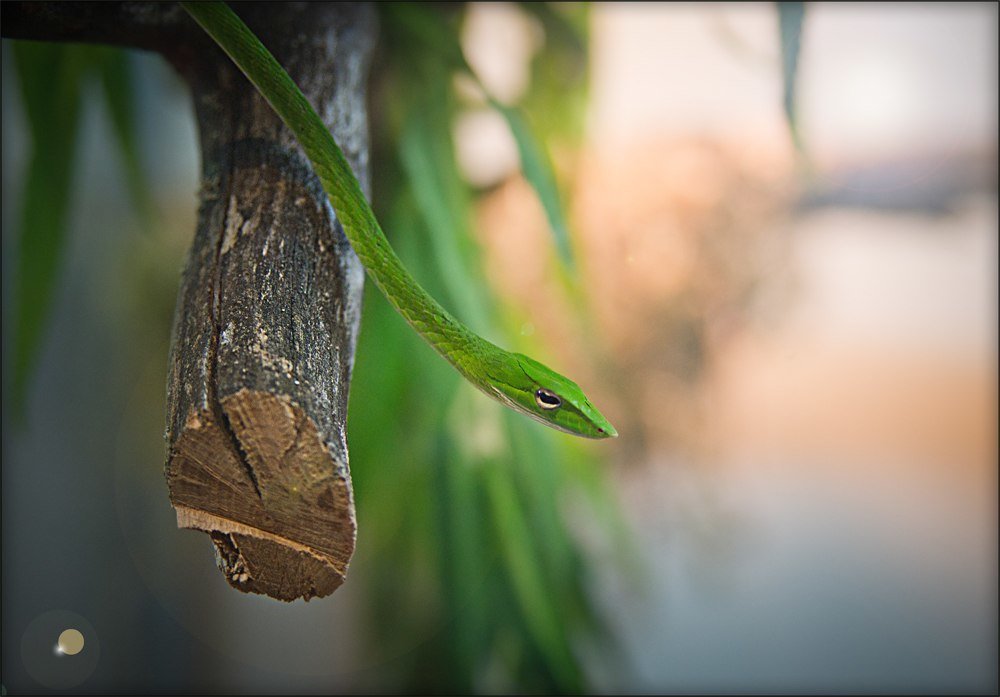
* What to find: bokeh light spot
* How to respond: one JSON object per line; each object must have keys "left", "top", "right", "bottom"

{"left": 56, "top": 629, "right": 85, "bottom": 656}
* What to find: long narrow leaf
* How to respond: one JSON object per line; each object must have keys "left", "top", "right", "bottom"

{"left": 383, "top": 2, "right": 577, "bottom": 272}
{"left": 490, "top": 100, "right": 574, "bottom": 270}
{"left": 485, "top": 460, "right": 583, "bottom": 692}
{"left": 778, "top": 2, "right": 805, "bottom": 150}
{"left": 9, "top": 42, "right": 87, "bottom": 413}
{"left": 399, "top": 109, "right": 493, "bottom": 334}
{"left": 95, "top": 47, "right": 154, "bottom": 226}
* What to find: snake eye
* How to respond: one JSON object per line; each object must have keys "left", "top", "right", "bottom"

{"left": 534, "top": 388, "right": 562, "bottom": 411}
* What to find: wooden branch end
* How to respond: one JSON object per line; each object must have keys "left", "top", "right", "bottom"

{"left": 167, "top": 391, "right": 355, "bottom": 601}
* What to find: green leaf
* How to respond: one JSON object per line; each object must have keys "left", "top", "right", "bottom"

{"left": 9, "top": 42, "right": 88, "bottom": 413}
{"left": 490, "top": 100, "right": 575, "bottom": 271}
{"left": 398, "top": 86, "right": 494, "bottom": 335}
{"left": 778, "top": 2, "right": 805, "bottom": 150}
{"left": 484, "top": 460, "right": 583, "bottom": 692}
{"left": 94, "top": 47, "right": 155, "bottom": 226}
{"left": 383, "top": 2, "right": 577, "bottom": 272}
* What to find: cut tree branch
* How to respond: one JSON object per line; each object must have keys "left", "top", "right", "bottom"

{"left": 3, "top": 1, "right": 377, "bottom": 601}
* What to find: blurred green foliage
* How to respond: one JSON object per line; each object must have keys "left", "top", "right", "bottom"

{"left": 9, "top": 42, "right": 85, "bottom": 415}
{"left": 383, "top": 2, "right": 579, "bottom": 273}
{"left": 7, "top": 42, "right": 148, "bottom": 415}
{"left": 348, "top": 5, "right": 625, "bottom": 691}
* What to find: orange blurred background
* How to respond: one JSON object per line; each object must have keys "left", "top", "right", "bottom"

{"left": 461, "top": 3, "right": 997, "bottom": 690}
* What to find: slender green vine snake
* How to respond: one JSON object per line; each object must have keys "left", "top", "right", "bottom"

{"left": 182, "top": 2, "right": 617, "bottom": 439}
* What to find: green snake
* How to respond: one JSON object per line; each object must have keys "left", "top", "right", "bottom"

{"left": 182, "top": 2, "right": 617, "bottom": 439}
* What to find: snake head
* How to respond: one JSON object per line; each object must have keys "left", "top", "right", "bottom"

{"left": 488, "top": 352, "right": 618, "bottom": 439}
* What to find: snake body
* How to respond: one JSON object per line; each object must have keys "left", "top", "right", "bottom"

{"left": 183, "top": 2, "right": 616, "bottom": 439}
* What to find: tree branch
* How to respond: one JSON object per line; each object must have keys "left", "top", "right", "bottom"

{"left": 4, "top": 1, "right": 378, "bottom": 601}
{"left": 1, "top": 1, "right": 192, "bottom": 52}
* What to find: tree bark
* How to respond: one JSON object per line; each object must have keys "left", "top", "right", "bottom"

{"left": 3, "top": 1, "right": 377, "bottom": 601}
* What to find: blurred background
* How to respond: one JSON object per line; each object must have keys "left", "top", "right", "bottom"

{"left": 2, "top": 2, "right": 996, "bottom": 693}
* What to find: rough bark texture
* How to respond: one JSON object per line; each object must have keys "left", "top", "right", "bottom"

{"left": 3, "top": 1, "right": 377, "bottom": 601}
{"left": 1, "top": 1, "right": 192, "bottom": 50}
{"left": 167, "top": 2, "right": 375, "bottom": 601}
